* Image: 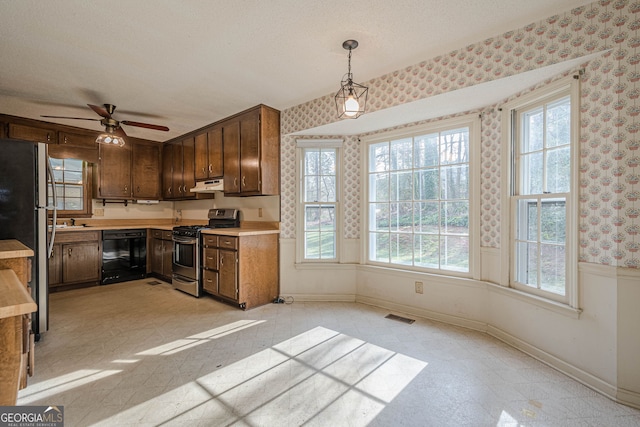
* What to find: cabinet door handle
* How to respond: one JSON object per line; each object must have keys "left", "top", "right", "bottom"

{"left": 234, "top": 177, "right": 238, "bottom": 187}
{"left": 136, "top": 186, "right": 140, "bottom": 193}
{"left": 46, "top": 133, "right": 51, "bottom": 142}
{"left": 220, "top": 256, "right": 224, "bottom": 266}
{"left": 242, "top": 176, "right": 246, "bottom": 187}
{"left": 63, "top": 136, "right": 68, "bottom": 144}
{"left": 208, "top": 164, "right": 213, "bottom": 173}
{"left": 168, "top": 186, "right": 172, "bottom": 194}
{"left": 68, "top": 248, "right": 72, "bottom": 256}
{"left": 202, "top": 167, "right": 206, "bottom": 173}
{"left": 124, "top": 185, "right": 128, "bottom": 194}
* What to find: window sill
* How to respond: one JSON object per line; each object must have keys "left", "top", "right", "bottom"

{"left": 487, "top": 282, "right": 582, "bottom": 319}
{"left": 294, "top": 262, "right": 356, "bottom": 271}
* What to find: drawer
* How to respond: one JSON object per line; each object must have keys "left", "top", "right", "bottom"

{"left": 202, "top": 269, "right": 218, "bottom": 294}
{"left": 202, "top": 248, "right": 218, "bottom": 269}
{"left": 217, "top": 236, "right": 238, "bottom": 250}
{"left": 151, "top": 230, "right": 163, "bottom": 239}
{"left": 202, "top": 235, "right": 218, "bottom": 247}
{"left": 162, "top": 231, "right": 173, "bottom": 240}
{"left": 53, "top": 231, "right": 100, "bottom": 243}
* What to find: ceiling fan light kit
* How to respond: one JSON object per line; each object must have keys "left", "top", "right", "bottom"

{"left": 41, "top": 103, "right": 169, "bottom": 148}
{"left": 335, "top": 39, "right": 368, "bottom": 119}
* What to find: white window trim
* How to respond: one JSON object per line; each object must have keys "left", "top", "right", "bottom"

{"left": 295, "top": 139, "right": 343, "bottom": 264}
{"left": 500, "top": 75, "right": 580, "bottom": 309}
{"left": 360, "top": 114, "right": 481, "bottom": 279}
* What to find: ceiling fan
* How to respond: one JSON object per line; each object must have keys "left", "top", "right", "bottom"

{"left": 41, "top": 103, "right": 169, "bottom": 146}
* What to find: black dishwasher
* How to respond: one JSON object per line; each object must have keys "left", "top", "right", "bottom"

{"left": 102, "top": 229, "right": 147, "bottom": 285}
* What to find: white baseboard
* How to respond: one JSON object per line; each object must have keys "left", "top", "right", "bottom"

{"left": 281, "top": 293, "right": 356, "bottom": 302}
{"left": 356, "top": 295, "right": 488, "bottom": 332}
{"left": 616, "top": 388, "right": 640, "bottom": 410}
{"left": 487, "top": 325, "right": 622, "bottom": 405}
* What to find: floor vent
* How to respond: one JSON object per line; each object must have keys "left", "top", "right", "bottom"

{"left": 147, "top": 280, "right": 162, "bottom": 286}
{"left": 385, "top": 314, "right": 415, "bottom": 324}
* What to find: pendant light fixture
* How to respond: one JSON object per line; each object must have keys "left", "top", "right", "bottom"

{"left": 335, "top": 39, "right": 368, "bottom": 119}
{"left": 95, "top": 126, "right": 126, "bottom": 147}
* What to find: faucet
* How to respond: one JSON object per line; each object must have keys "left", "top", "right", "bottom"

{"left": 70, "top": 218, "right": 76, "bottom": 226}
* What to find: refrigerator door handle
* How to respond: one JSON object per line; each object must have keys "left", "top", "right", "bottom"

{"left": 46, "top": 155, "right": 57, "bottom": 258}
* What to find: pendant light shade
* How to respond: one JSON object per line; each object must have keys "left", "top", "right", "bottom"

{"left": 335, "top": 40, "right": 368, "bottom": 119}
{"left": 95, "top": 127, "right": 125, "bottom": 147}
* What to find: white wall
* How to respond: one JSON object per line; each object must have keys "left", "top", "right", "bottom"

{"left": 91, "top": 199, "right": 174, "bottom": 220}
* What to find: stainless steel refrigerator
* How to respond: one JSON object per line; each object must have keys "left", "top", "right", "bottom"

{"left": 0, "top": 139, "right": 57, "bottom": 337}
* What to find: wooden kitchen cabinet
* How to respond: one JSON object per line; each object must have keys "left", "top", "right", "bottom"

{"left": 194, "top": 126, "right": 223, "bottom": 181}
{"left": 150, "top": 229, "right": 172, "bottom": 281}
{"left": 95, "top": 141, "right": 160, "bottom": 200}
{"left": 201, "top": 232, "right": 278, "bottom": 309}
{"left": 49, "top": 231, "right": 101, "bottom": 291}
{"left": 7, "top": 122, "right": 57, "bottom": 144}
{"left": 163, "top": 138, "right": 197, "bottom": 200}
{"left": 95, "top": 143, "right": 132, "bottom": 199}
{"left": 59, "top": 130, "right": 98, "bottom": 149}
{"left": 223, "top": 105, "right": 280, "bottom": 196}
{"left": 132, "top": 142, "right": 161, "bottom": 199}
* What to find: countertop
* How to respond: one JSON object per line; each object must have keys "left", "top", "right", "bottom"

{"left": 0, "top": 240, "right": 34, "bottom": 260}
{"left": 52, "top": 223, "right": 280, "bottom": 236}
{"left": 0, "top": 269, "right": 37, "bottom": 319}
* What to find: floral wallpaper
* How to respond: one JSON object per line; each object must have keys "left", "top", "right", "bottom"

{"left": 280, "top": 0, "right": 640, "bottom": 269}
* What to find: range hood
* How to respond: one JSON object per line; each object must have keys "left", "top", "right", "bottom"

{"left": 190, "top": 179, "right": 224, "bottom": 193}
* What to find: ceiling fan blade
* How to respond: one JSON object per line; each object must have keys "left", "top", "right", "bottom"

{"left": 88, "top": 103, "right": 111, "bottom": 119}
{"left": 114, "top": 127, "right": 127, "bottom": 137}
{"left": 121, "top": 120, "right": 169, "bottom": 131}
{"left": 40, "top": 115, "right": 101, "bottom": 121}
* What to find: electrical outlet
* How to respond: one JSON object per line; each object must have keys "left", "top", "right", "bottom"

{"left": 94, "top": 208, "right": 105, "bottom": 217}
{"left": 415, "top": 281, "right": 423, "bottom": 294}
{"left": 258, "top": 208, "right": 263, "bottom": 217}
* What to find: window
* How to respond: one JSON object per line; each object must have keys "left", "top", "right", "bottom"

{"left": 49, "top": 158, "right": 92, "bottom": 217}
{"left": 297, "top": 140, "right": 341, "bottom": 262}
{"left": 505, "top": 77, "right": 578, "bottom": 305}
{"left": 365, "top": 116, "right": 479, "bottom": 275}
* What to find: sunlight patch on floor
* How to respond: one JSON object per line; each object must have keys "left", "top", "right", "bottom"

{"left": 18, "top": 369, "right": 122, "bottom": 405}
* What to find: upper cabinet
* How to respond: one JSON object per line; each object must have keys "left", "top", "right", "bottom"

{"left": 194, "top": 125, "right": 223, "bottom": 181}
{"left": 94, "top": 140, "right": 161, "bottom": 200}
{"left": 223, "top": 105, "right": 280, "bottom": 196}
{"left": 162, "top": 138, "right": 197, "bottom": 200}
{"left": 7, "top": 122, "right": 58, "bottom": 144}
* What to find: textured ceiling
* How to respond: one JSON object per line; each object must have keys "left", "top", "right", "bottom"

{"left": 0, "top": 0, "right": 593, "bottom": 142}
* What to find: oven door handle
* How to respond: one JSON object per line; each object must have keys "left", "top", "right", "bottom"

{"left": 172, "top": 236, "right": 197, "bottom": 244}
{"left": 172, "top": 275, "right": 196, "bottom": 286}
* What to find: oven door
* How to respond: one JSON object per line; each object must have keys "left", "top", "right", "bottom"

{"left": 172, "top": 235, "right": 198, "bottom": 280}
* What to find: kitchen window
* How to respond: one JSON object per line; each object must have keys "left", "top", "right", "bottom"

{"left": 364, "top": 115, "right": 480, "bottom": 276}
{"left": 502, "top": 76, "right": 578, "bottom": 306}
{"left": 49, "top": 157, "right": 92, "bottom": 217}
{"left": 297, "top": 140, "right": 341, "bottom": 262}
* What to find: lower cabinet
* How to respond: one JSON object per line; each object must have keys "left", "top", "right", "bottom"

{"left": 48, "top": 231, "right": 101, "bottom": 291}
{"left": 201, "top": 233, "right": 278, "bottom": 309}
{"left": 150, "top": 229, "right": 173, "bottom": 281}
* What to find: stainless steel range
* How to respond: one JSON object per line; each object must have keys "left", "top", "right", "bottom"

{"left": 172, "top": 209, "right": 240, "bottom": 297}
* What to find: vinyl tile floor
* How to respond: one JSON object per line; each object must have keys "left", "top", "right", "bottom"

{"left": 18, "top": 279, "right": 640, "bottom": 427}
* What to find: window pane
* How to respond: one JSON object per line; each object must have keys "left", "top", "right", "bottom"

{"left": 53, "top": 170, "right": 64, "bottom": 182}
{"left": 389, "top": 202, "right": 413, "bottom": 232}
{"left": 440, "top": 128, "right": 469, "bottom": 165}
{"left": 320, "top": 150, "right": 336, "bottom": 174}
{"left": 540, "top": 200, "right": 565, "bottom": 244}
{"left": 516, "top": 241, "right": 538, "bottom": 287}
{"left": 390, "top": 233, "right": 413, "bottom": 265}
{"left": 441, "top": 201, "right": 469, "bottom": 235}
{"left": 516, "top": 199, "right": 537, "bottom": 241}
{"left": 546, "top": 146, "right": 570, "bottom": 193}
{"left": 520, "top": 152, "right": 543, "bottom": 195}
{"left": 305, "top": 206, "right": 320, "bottom": 231}
{"left": 305, "top": 176, "right": 318, "bottom": 202}
{"left": 414, "top": 133, "right": 439, "bottom": 167}
{"left": 413, "top": 169, "right": 438, "bottom": 200}
{"left": 65, "top": 158, "right": 83, "bottom": 171}
{"left": 522, "top": 107, "right": 543, "bottom": 153}
{"left": 390, "top": 138, "right": 413, "bottom": 170}
{"left": 319, "top": 206, "right": 335, "bottom": 229}
{"left": 370, "top": 203, "right": 389, "bottom": 231}
{"left": 540, "top": 243, "right": 566, "bottom": 295}
{"left": 414, "top": 234, "right": 439, "bottom": 268}
{"left": 319, "top": 232, "right": 336, "bottom": 258}
{"left": 370, "top": 173, "right": 389, "bottom": 202}
{"left": 304, "top": 231, "right": 320, "bottom": 259}
{"left": 50, "top": 158, "right": 63, "bottom": 169}
{"left": 390, "top": 171, "right": 413, "bottom": 201}
{"left": 305, "top": 150, "right": 319, "bottom": 175}
{"left": 64, "top": 171, "right": 83, "bottom": 184}
{"left": 370, "top": 232, "right": 389, "bottom": 262}
{"left": 546, "top": 97, "right": 570, "bottom": 148}
{"left": 441, "top": 235, "right": 469, "bottom": 272}
{"left": 319, "top": 176, "right": 336, "bottom": 202}
{"left": 440, "top": 165, "right": 468, "bottom": 199}
{"left": 414, "top": 202, "right": 439, "bottom": 234}
{"left": 64, "top": 198, "right": 82, "bottom": 210}
{"left": 64, "top": 185, "right": 82, "bottom": 198}
{"left": 369, "top": 142, "right": 389, "bottom": 172}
